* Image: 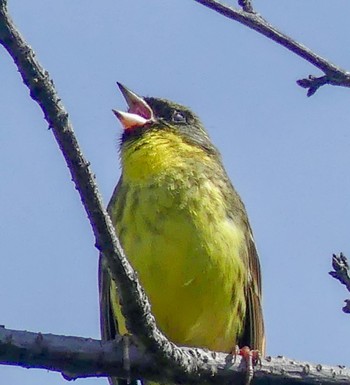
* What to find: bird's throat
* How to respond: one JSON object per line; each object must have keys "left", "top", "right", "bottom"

{"left": 121, "top": 130, "right": 209, "bottom": 183}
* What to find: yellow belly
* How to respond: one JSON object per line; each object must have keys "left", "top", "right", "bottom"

{"left": 109, "top": 175, "right": 247, "bottom": 352}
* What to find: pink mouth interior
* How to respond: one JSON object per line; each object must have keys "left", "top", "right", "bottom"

{"left": 128, "top": 101, "right": 152, "bottom": 120}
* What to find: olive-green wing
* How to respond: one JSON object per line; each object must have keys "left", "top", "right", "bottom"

{"left": 223, "top": 170, "right": 265, "bottom": 353}
{"left": 99, "top": 179, "right": 121, "bottom": 347}
{"left": 99, "top": 252, "right": 118, "bottom": 346}
{"left": 239, "top": 229, "right": 265, "bottom": 354}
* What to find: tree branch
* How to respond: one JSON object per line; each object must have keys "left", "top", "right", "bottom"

{"left": 329, "top": 253, "right": 350, "bottom": 313}
{"left": 194, "top": 0, "right": 350, "bottom": 96}
{"left": 1, "top": 326, "right": 350, "bottom": 385}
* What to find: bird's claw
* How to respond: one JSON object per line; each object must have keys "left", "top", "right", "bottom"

{"left": 233, "top": 345, "right": 261, "bottom": 385}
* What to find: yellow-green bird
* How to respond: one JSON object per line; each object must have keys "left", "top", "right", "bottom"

{"left": 99, "top": 83, "right": 265, "bottom": 384}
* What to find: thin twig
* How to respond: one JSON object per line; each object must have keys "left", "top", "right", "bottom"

{"left": 329, "top": 253, "right": 350, "bottom": 313}
{"left": 330, "top": 253, "right": 350, "bottom": 292}
{"left": 238, "top": 0, "right": 254, "bottom": 13}
{"left": 194, "top": 0, "right": 350, "bottom": 95}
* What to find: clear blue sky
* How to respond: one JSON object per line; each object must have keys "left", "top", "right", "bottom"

{"left": 1, "top": 1, "right": 350, "bottom": 384}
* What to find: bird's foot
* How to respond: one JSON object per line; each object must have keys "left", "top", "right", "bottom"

{"left": 233, "top": 345, "right": 261, "bottom": 385}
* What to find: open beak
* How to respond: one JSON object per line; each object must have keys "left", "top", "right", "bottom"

{"left": 113, "top": 83, "right": 154, "bottom": 130}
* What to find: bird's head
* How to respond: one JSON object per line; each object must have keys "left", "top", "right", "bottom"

{"left": 113, "top": 83, "right": 218, "bottom": 156}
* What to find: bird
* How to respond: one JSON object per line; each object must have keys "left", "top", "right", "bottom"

{"left": 99, "top": 83, "right": 265, "bottom": 385}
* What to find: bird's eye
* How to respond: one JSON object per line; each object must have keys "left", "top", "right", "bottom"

{"left": 172, "top": 111, "right": 186, "bottom": 123}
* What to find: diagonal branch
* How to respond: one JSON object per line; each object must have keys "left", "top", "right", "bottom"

{"left": 194, "top": 0, "right": 350, "bottom": 96}
{"left": 0, "top": 0, "right": 206, "bottom": 379}
{"left": 1, "top": 326, "right": 350, "bottom": 385}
